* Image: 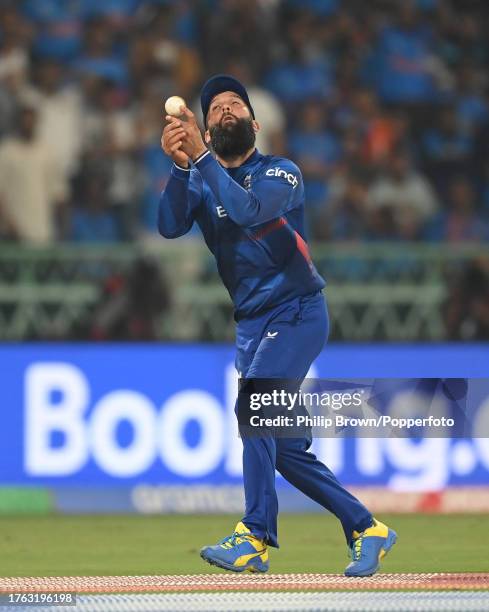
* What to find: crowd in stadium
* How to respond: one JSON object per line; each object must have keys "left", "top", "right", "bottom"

{"left": 0, "top": 0, "right": 488, "bottom": 245}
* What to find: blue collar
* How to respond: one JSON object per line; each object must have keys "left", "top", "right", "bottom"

{"left": 222, "top": 148, "right": 262, "bottom": 173}
{"left": 241, "top": 148, "right": 262, "bottom": 167}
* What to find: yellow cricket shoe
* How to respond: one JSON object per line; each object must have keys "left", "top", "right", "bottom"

{"left": 344, "top": 518, "right": 397, "bottom": 577}
{"left": 200, "top": 521, "right": 269, "bottom": 573}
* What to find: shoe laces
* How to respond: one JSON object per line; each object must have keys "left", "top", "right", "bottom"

{"left": 219, "top": 530, "right": 254, "bottom": 549}
{"left": 351, "top": 534, "right": 365, "bottom": 561}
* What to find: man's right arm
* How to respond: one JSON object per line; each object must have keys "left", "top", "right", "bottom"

{"left": 158, "top": 165, "right": 203, "bottom": 238}
{"left": 158, "top": 115, "right": 203, "bottom": 238}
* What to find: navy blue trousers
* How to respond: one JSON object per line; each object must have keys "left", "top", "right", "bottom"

{"left": 235, "top": 291, "right": 373, "bottom": 548}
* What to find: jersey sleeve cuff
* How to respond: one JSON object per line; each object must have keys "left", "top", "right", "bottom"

{"left": 193, "top": 149, "right": 213, "bottom": 169}
{"left": 171, "top": 163, "right": 191, "bottom": 179}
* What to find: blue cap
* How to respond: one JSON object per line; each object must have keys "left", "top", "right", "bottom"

{"left": 200, "top": 74, "right": 255, "bottom": 126}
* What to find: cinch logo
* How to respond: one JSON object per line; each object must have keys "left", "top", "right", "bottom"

{"left": 265, "top": 167, "right": 298, "bottom": 188}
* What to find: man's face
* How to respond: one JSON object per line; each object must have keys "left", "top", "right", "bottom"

{"left": 205, "top": 91, "right": 258, "bottom": 160}
{"left": 207, "top": 91, "right": 251, "bottom": 129}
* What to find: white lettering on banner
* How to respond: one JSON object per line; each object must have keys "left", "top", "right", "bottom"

{"left": 224, "top": 363, "right": 242, "bottom": 477}
{"left": 22, "top": 361, "right": 489, "bottom": 487}
{"left": 356, "top": 438, "right": 384, "bottom": 476}
{"left": 387, "top": 438, "right": 450, "bottom": 491}
{"left": 312, "top": 437, "right": 343, "bottom": 475}
{"left": 451, "top": 440, "right": 477, "bottom": 475}
{"left": 90, "top": 391, "right": 156, "bottom": 477}
{"left": 158, "top": 390, "right": 224, "bottom": 477}
{"left": 132, "top": 485, "right": 245, "bottom": 514}
{"left": 25, "top": 363, "right": 89, "bottom": 475}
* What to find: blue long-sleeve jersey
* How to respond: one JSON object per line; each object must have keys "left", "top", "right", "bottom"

{"left": 158, "top": 148, "right": 325, "bottom": 320}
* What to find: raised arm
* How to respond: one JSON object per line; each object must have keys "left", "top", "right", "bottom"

{"left": 158, "top": 114, "right": 203, "bottom": 238}
{"left": 174, "top": 107, "right": 301, "bottom": 227}
{"left": 193, "top": 150, "right": 300, "bottom": 227}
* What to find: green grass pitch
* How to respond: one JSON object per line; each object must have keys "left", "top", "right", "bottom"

{"left": 0, "top": 514, "right": 488, "bottom": 577}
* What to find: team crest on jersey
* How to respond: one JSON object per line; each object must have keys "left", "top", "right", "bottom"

{"left": 243, "top": 174, "right": 252, "bottom": 190}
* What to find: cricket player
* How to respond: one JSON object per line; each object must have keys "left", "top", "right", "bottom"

{"left": 158, "top": 74, "right": 397, "bottom": 576}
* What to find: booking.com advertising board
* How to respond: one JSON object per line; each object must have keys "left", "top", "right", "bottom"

{"left": 1, "top": 344, "right": 488, "bottom": 514}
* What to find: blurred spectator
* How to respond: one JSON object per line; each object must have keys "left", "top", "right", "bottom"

{"left": 445, "top": 257, "right": 489, "bottom": 340}
{"left": 87, "top": 257, "right": 171, "bottom": 340}
{"left": 323, "top": 175, "right": 369, "bottom": 242}
{"left": 421, "top": 105, "right": 472, "bottom": 192}
{"left": 430, "top": 177, "right": 488, "bottom": 242}
{"left": 479, "top": 161, "right": 489, "bottom": 213}
{"left": 438, "top": 11, "right": 488, "bottom": 69}
{"left": 367, "top": 151, "right": 439, "bottom": 239}
{"left": 285, "top": 0, "right": 339, "bottom": 17}
{"left": 0, "top": 0, "right": 485, "bottom": 246}
{"left": 0, "top": 6, "right": 31, "bottom": 89}
{"left": 265, "top": 11, "right": 332, "bottom": 106}
{"left": 74, "top": 17, "right": 127, "bottom": 84}
{"left": 81, "top": 79, "right": 141, "bottom": 228}
{"left": 287, "top": 98, "right": 340, "bottom": 233}
{"left": 344, "top": 89, "right": 409, "bottom": 166}
{"left": 366, "top": 206, "right": 398, "bottom": 241}
{"left": 368, "top": 2, "right": 438, "bottom": 104}
{"left": 22, "top": 0, "right": 83, "bottom": 62}
{"left": 200, "top": 0, "right": 274, "bottom": 80}
{"left": 81, "top": 0, "right": 140, "bottom": 29}
{"left": 69, "top": 167, "right": 122, "bottom": 243}
{"left": 25, "top": 59, "right": 83, "bottom": 178}
{"left": 0, "top": 103, "right": 68, "bottom": 243}
{"left": 455, "top": 64, "right": 488, "bottom": 135}
{"left": 0, "top": 0, "right": 488, "bottom": 343}
{"left": 0, "top": 6, "right": 32, "bottom": 135}
{"left": 130, "top": 3, "right": 201, "bottom": 99}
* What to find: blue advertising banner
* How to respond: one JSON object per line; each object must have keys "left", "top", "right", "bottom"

{"left": 0, "top": 344, "right": 488, "bottom": 506}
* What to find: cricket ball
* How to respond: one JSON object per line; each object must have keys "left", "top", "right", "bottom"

{"left": 165, "top": 95, "right": 186, "bottom": 117}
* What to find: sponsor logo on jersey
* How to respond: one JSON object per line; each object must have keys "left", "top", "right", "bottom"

{"left": 216, "top": 205, "right": 228, "bottom": 218}
{"left": 265, "top": 167, "right": 298, "bottom": 188}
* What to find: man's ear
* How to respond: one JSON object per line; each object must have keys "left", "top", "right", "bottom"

{"left": 252, "top": 119, "right": 260, "bottom": 133}
{"left": 204, "top": 129, "right": 211, "bottom": 144}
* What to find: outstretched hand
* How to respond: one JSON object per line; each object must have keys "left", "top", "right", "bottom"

{"left": 177, "top": 107, "right": 208, "bottom": 161}
{"left": 161, "top": 116, "right": 190, "bottom": 168}
{"left": 161, "top": 107, "right": 208, "bottom": 166}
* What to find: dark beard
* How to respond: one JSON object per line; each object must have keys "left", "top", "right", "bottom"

{"left": 209, "top": 117, "right": 256, "bottom": 160}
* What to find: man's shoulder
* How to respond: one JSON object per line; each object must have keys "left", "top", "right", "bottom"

{"left": 256, "top": 155, "right": 302, "bottom": 186}
{"left": 253, "top": 155, "right": 302, "bottom": 194}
